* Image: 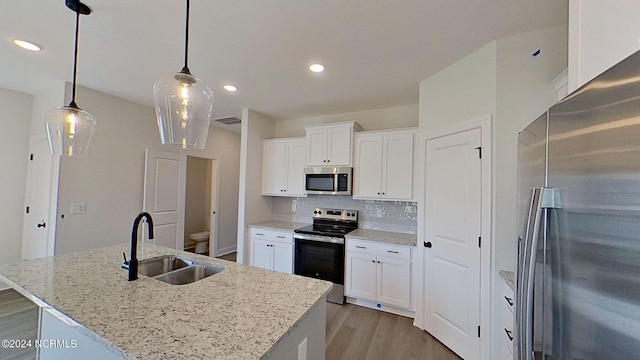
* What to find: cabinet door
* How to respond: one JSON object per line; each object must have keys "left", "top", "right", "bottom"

{"left": 272, "top": 241, "right": 294, "bottom": 274}
{"left": 382, "top": 133, "right": 413, "bottom": 200}
{"left": 327, "top": 126, "right": 353, "bottom": 166}
{"left": 345, "top": 252, "right": 377, "bottom": 301}
{"left": 262, "top": 142, "right": 286, "bottom": 195}
{"left": 285, "top": 141, "right": 306, "bottom": 196}
{"left": 376, "top": 255, "right": 411, "bottom": 309}
{"left": 353, "top": 135, "right": 383, "bottom": 198}
{"left": 306, "top": 128, "right": 328, "bottom": 166}
{"left": 251, "top": 238, "right": 274, "bottom": 270}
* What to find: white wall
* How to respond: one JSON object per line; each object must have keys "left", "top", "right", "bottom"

{"left": 55, "top": 86, "right": 163, "bottom": 254}
{"left": 419, "top": 42, "right": 497, "bottom": 134}
{"left": 0, "top": 88, "right": 32, "bottom": 265}
{"left": 274, "top": 104, "right": 418, "bottom": 137}
{"left": 236, "top": 109, "right": 275, "bottom": 264}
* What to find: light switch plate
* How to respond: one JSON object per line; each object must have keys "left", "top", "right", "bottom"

{"left": 71, "top": 203, "right": 86, "bottom": 214}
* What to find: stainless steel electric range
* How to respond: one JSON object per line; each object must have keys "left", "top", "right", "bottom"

{"left": 293, "top": 208, "right": 358, "bottom": 304}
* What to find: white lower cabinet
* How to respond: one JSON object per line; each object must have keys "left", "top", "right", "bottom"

{"left": 249, "top": 228, "right": 293, "bottom": 274}
{"left": 501, "top": 277, "right": 515, "bottom": 360}
{"left": 39, "top": 308, "right": 126, "bottom": 360}
{"left": 345, "top": 238, "right": 411, "bottom": 312}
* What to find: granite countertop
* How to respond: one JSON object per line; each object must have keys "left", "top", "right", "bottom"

{"left": 249, "top": 220, "right": 311, "bottom": 231}
{"left": 0, "top": 243, "right": 332, "bottom": 359}
{"left": 345, "top": 229, "right": 417, "bottom": 247}
{"left": 500, "top": 270, "right": 515, "bottom": 290}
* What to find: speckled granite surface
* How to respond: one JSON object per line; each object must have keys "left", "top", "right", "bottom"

{"left": 0, "top": 243, "right": 332, "bottom": 359}
{"left": 249, "top": 221, "right": 310, "bottom": 231}
{"left": 500, "top": 270, "right": 515, "bottom": 290}
{"left": 345, "top": 229, "right": 417, "bottom": 247}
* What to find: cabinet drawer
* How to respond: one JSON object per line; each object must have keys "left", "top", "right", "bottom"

{"left": 249, "top": 228, "right": 292, "bottom": 243}
{"left": 346, "top": 239, "right": 410, "bottom": 260}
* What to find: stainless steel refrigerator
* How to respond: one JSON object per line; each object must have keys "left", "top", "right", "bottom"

{"left": 515, "top": 50, "right": 640, "bottom": 360}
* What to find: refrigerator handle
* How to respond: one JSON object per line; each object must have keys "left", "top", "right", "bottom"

{"left": 515, "top": 187, "right": 543, "bottom": 360}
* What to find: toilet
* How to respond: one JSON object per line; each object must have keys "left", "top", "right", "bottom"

{"left": 190, "top": 231, "right": 209, "bottom": 254}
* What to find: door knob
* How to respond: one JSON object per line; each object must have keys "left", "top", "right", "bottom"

{"left": 37, "top": 222, "right": 46, "bottom": 228}
{"left": 424, "top": 241, "right": 432, "bottom": 248}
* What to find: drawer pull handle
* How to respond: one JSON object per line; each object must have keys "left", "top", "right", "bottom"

{"left": 356, "top": 246, "right": 366, "bottom": 249}
{"left": 256, "top": 233, "right": 264, "bottom": 236}
{"left": 504, "top": 296, "right": 514, "bottom": 306}
{"left": 504, "top": 328, "right": 513, "bottom": 341}
{"left": 277, "top": 236, "right": 285, "bottom": 238}
{"left": 387, "top": 250, "right": 399, "bottom": 254}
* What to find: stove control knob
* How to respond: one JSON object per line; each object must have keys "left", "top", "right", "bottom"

{"left": 318, "top": 211, "right": 322, "bottom": 215}
{"left": 313, "top": 211, "right": 317, "bottom": 214}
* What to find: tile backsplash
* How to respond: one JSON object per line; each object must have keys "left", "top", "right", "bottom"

{"left": 272, "top": 196, "right": 417, "bottom": 234}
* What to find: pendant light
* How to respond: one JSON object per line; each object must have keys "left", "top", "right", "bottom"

{"left": 45, "top": 0, "right": 96, "bottom": 157}
{"left": 153, "top": 0, "right": 213, "bottom": 150}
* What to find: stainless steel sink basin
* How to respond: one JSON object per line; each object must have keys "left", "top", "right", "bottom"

{"left": 138, "top": 255, "right": 192, "bottom": 277}
{"left": 154, "top": 264, "right": 224, "bottom": 285}
{"left": 135, "top": 255, "right": 223, "bottom": 285}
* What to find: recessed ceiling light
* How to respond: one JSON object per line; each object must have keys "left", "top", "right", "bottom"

{"left": 12, "top": 39, "right": 42, "bottom": 52}
{"left": 223, "top": 85, "right": 238, "bottom": 92}
{"left": 309, "top": 63, "right": 325, "bottom": 73}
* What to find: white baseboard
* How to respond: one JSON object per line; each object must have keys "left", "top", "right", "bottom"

{"left": 216, "top": 245, "right": 237, "bottom": 257}
{"left": 345, "top": 297, "right": 415, "bottom": 318}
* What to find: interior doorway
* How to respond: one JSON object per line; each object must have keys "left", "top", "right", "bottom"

{"left": 184, "top": 155, "right": 220, "bottom": 256}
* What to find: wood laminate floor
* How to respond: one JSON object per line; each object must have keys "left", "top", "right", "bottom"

{"left": 0, "top": 290, "right": 38, "bottom": 360}
{"left": 326, "top": 303, "right": 462, "bottom": 360}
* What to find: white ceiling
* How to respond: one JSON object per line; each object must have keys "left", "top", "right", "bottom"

{"left": 1, "top": 0, "right": 567, "bottom": 128}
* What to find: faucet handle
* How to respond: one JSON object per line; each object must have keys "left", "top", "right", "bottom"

{"left": 121, "top": 252, "right": 130, "bottom": 269}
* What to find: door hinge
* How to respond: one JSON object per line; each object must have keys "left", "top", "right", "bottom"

{"left": 474, "top": 146, "right": 482, "bottom": 159}
{"left": 478, "top": 325, "right": 481, "bottom": 338}
{"left": 29, "top": 154, "right": 34, "bottom": 161}
{"left": 478, "top": 236, "right": 481, "bottom": 248}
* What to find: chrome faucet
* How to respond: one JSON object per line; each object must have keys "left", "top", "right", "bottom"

{"left": 128, "top": 212, "right": 154, "bottom": 281}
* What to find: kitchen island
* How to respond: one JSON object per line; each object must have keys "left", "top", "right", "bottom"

{"left": 0, "top": 243, "right": 332, "bottom": 359}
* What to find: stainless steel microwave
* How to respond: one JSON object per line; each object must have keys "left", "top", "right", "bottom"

{"left": 304, "top": 167, "right": 352, "bottom": 195}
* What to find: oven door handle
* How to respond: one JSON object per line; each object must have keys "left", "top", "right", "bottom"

{"left": 294, "top": 233, "right": 345, "bottom": 244}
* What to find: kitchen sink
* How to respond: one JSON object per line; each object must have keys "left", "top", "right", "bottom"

{"left": 138, "top": 255, "right": 192, "bottom": 277}
{"left": 154, "top": 264, "right": 224, "bottom": 285}
{"left": 134, "top": 255, "right": 223, "bottom": 285}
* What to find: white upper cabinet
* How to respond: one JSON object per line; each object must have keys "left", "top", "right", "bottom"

{"left": 569, "top": 0, "right": 640, "bottom": 92}
{"left": 262, "top": 138, "right": 306, "bottom": 197}
{"left": 353, "top": 129, "right": 415, "bottom": 201}
{"left": 305, "top": 122, "right": 362, "bottom": 166}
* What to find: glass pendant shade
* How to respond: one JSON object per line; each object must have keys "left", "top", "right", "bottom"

{"left": 45, "top": 105, "right": 97, "bottom": 157}
{"left": 153, "top": 72, "right": 213, "bottom": 149}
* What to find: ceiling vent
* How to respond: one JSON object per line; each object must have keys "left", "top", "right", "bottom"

{"left": 214, "top": 116, "right": 241, "bottom": 125}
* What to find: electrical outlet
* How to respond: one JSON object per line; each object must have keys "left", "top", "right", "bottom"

{"left": 298, "top": 337, "right": 307, "bottom": 360}
{"left": 71, "top": 203, "right": 86, "bottom": 214}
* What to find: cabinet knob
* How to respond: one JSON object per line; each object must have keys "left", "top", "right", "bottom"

{"left": 382, "top": 192, "right": 385, "bottom": 195}
{"left": 377, "top": 261, "right": 381, "bottom": 264}
{"left": 377, "top": 192, "right": 380, "bottom": 195}
{"left": 371, "top": 260, "right": 375, "bottom": 263}
{"left": 424, "top": 241, "right": 432, "bottom": 248}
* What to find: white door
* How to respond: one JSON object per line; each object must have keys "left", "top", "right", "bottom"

{"left": 143, "top": 149, "right": 185, "bottom": 249}
{"left": 424, "top": 128, "right": 482, "bottom": 360}
{"left": 22, "top": 134, "right": 58, "bottom": 260}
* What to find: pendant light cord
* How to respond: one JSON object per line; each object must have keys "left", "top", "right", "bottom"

{"left": 181, "top": 0, "right": 191, "bottom": 75}
{"left": 69, "top": 10, "right": 80, "bottom": 108}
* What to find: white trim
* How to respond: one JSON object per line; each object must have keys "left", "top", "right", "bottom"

{"left": 415, "top": 114, "right": 493, "bottom": 360}
{"left": 346, "top": 297, "right": 415, "bottom": 318}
